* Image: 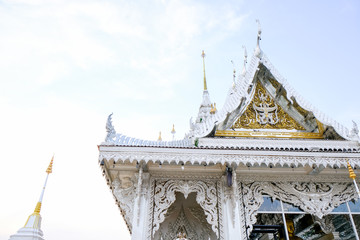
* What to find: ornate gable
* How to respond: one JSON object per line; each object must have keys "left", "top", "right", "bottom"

{"left": 233, "top": 81, "right": 305, "bottom": 130}
{"left": 215, "top": 64, "right": 327, "bottom": 139}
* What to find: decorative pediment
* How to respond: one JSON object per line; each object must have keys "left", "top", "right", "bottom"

{"left": 215, "top": 64, "right": 327, "bottom": 139}
{"left": 232, "top": 82, "right": 305, "bottom": 131}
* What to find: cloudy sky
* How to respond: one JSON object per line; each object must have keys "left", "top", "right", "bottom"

{"left": 0, "top": 0, "right": 359, "bottom": 239}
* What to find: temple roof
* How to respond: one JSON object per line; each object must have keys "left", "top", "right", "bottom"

{"left": 188, "top": 53, "right": 358, "bottom": 141}
{"left": 102, "top": 24, "right": 359, "bottom": 161}
{"left": 103, "top": 49, "right": 359, "bottom": 146}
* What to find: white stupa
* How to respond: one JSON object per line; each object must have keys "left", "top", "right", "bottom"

{"left": 9, "top": 157, "right": 54, "bottom": 240}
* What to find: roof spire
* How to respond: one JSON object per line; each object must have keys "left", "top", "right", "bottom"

{"left": 201, "top": 50, "right": 207, "bottom": 91}
{"left": 255, "top": 19, "right": 263, "bottom": 58}
{"left": 242, "top": 45, "right": 248, "bottom": 77}
{"left": 9, "top": 156, "right": 54, "bottom": 240}
{"left": 157, "top": 131, "right": 162, "bottom": 141}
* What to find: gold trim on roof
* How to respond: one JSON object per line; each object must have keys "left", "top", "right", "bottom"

{"left": 214, "top": 130, "right": 323, "bottom": 139}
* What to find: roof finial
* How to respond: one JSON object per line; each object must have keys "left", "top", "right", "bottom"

{"left": 231, "top": 60, "right": 236, "bottom": 88}
{"left": 242, "top": 45, "right": 248, "bottom": 77}
{"left": 210, "top": 103, "right": 217, "bottom": 114}
{"left": 255, "top": 19, "right": 263, "bottom": 58}
{"left": 171, "top": 124, "right": 176, "bottom": 140}
{"left": 201, "top": 50, "right": 207, "bottom": 91}
{"left": 158, "top": 131, "right": 162, "bottom": 141}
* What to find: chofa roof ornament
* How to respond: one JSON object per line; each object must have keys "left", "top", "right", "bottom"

{"left": 255, "top": 19, "right": 263, "bottom": 58}
{"left": 105, "top": 113, "right": 116, "bottom": 142}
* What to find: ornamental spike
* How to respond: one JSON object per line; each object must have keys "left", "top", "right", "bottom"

{"left": 201, "top": 50, "right": 207, "bottom": 91}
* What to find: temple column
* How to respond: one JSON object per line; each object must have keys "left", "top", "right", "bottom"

{"left": 220, "top": 174, "right": 243, "bottom": 240}
{"left": 131, "top": 168, "right": 150, "bottom": 240}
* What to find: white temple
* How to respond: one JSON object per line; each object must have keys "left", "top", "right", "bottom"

{"left": 9, "top": 157, "right": 53, "bottom": 240}
{"left": 99, "top": 22, "right": 360, "bottom": 240}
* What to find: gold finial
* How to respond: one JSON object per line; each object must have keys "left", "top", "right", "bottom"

{"left": 33, "top": 202, "right": 42, "bottom": 215}
{"left": 210, "top": 103, "right": 217, "bottom": 114}
{"left": 46, "top": 156, "right": 54, "bottom": 174}
{"left": 201, "top": 50, "right": 207, "bottom": 91}
{"left": 348, "top": 162, "right": 357, "bottom": 180}
{"left": 158, "top": 131, "right": 162, "bottom": 141}
{"left": 171, "top": 124, "right": 176, "bottom": 134}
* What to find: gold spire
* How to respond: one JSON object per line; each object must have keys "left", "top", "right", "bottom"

{"left": 23, "top": 156, "right": 54, "bottom": 228}
{"left": 201, "top": 50, "right": 207, "bottom": 91}
{"left": 158, "top": 131, "right": 162, "bottom": 141}
{"left": 348, "top": 162, "right": 356, "bottom": 180}
{"left": 171, "top": 124, "right": 176, "bottom": 134}
{"left": 33, "top": 202, "right": 42, "bottom": 215}
{"left": 46, "top": 156, "right": 54, "bottom": 174}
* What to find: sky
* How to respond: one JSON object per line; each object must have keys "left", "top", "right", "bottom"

{"left": 0, "top": 0, "right": 359, "bottom": 239}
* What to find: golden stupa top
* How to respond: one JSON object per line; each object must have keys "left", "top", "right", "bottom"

{"left": 46, "top": 156, "right": 54, "bottom": 174}
{"left": 22, "top": 156, "right": 54, "bottom": 230}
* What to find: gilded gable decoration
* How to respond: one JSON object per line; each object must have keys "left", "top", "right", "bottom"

{"left": 232, "top": 82, "right": 306, "bottom": 131}
{"left": 253, "top": 89, "right": 278, "bottom": 125}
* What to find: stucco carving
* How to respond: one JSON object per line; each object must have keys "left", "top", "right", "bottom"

{"left": 112, "top": 177, "right": 137, "bottom": 231}
{"left": 240, "top": 180, "right": 358, "bottom": 236}
{"left": 100, "top": 151, "right": 360, "bottom": 169}
{"left": 152, "top": 180, "right": 219, "bottom": 238}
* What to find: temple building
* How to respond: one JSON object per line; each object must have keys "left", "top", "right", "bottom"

{"left": 9, "top": 157, "right": 53, "bottom": 240}
{"left": 98, "top": 23, "right": 360, "bottom": 240}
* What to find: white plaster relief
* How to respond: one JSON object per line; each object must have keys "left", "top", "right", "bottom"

{"left": 145, "top": 178, "right": 155, "bottom": 240}
{"left": 152, "top": 180, "right": 219, "bottom": 238}
{"left": 198, "top": 138, "right": 360, "bottom": 152}
{"left": 216, "top": 181, "right": 225, "bottom": 240}
{"left": 112, "top": 178, "right": 137, "bottom": 231}
{"left": 239, "top": 180, "right": 358, "bottom": 236}
{"left": 100, "top": 151, "right": 360, "bottom": 169}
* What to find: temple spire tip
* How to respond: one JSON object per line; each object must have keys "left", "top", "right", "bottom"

{"left": 201, "top": 50, "right": 207, "bottom": 91}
